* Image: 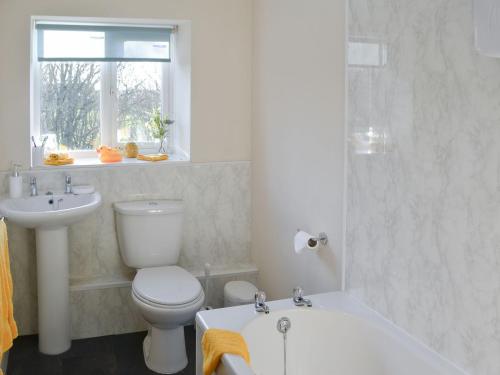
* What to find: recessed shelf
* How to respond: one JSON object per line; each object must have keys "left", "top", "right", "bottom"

{"left": 69, "top": 264, "right": 259, "bottom": 292}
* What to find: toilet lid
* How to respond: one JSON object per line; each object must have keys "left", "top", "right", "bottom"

{"left": 132, "top": 266, "right": 202, "bottom": 306}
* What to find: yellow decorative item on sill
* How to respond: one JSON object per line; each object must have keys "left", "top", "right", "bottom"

{"left": 202, "top": 329, "right": 250, "bottom": 375}
{"left": 0, "top": 220, "right": 19, "bottom": 375}
{"left": 124, "top": 142, "right": 139, "bottom": 158}
{"left": 97, "top": 146, "right": 123, "bottom": 163}
{"left": 137, "top": 153, "right": 168, "bottom": 162}
{"left": 44, "top": 153, "right": 74, "bottom": 166}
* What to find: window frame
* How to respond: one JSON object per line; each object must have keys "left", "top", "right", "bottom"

{"left": 30, "top": 16, "right": 177, "bottom": 159}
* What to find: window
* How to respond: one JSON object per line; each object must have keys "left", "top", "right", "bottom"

{"left": 31, "top": 19, "right": 189, "bottom": 161}
{"left": 39, "top": 61, "right": 102, "bottom": 150}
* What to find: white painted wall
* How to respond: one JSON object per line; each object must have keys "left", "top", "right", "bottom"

{"left": 1, "top": 0, "right": 347, "bottom": 304}
{"left": 252, "top": 0, "right": 346, "bottom": 299}
{"left": 0, "top": 0, "right": 252, "bottom": 171}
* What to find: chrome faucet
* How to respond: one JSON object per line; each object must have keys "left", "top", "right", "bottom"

{"left": 254, "top": 291, "right": 270, "bottom": 314}
{"left": 30, "top": 177, "right": 38, "bottom": 196}
{"left": 293, "top": 287, "right": 312, "bottom": 307}
{"left": 64, "top": 175, "right": 72, "bottom": 194}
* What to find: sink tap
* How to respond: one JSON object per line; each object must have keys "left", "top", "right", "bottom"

{"left": 293, "top": 287, "right": 312, "bottom": 307}
{"left": 254, "top": 290, "right": 270, "bottom": 314}
{"left": 30, "top": 177, "right": 38, "bottom": 196}
{"left": 64, "top": 175, "right": 72, "bottom": 194}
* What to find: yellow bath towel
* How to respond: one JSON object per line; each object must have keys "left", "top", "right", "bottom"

{"left": 0, "top": 220, "right": 17, "bottom": 374}
{"left": 202, "top": 329, "right": 250, "bottom": 375}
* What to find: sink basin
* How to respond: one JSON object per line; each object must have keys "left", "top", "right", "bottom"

{"left": 0, "top": 192, "right": 101, "bottom": 229}
{"left": 0, "top": 191, "right": 101, "bottom": 355}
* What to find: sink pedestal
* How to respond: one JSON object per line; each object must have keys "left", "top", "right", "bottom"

{"left": 0, "top": 191, "right": 102, "bottom": 354}
{"left": 36, "top": 227, "right": 70, "bottom": 354}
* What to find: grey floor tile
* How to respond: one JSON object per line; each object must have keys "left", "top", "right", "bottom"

{"left": 7, "top": 326, "right": 196, "bottom": 375}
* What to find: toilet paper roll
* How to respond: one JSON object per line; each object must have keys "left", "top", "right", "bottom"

{"left": 294, "top": 230, "right": 319, "bottom": 253}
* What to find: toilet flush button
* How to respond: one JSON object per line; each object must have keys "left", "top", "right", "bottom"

{"left": 148, "top": 202, "right": 161, "bottom": 213}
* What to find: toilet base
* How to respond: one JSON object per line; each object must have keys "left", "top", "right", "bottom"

{"left": 143, "top": 326, "right": 188, "bottom": 374}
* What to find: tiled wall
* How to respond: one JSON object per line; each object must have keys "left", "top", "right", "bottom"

{"left": 1, "top": 161, "right": 254, "bottom": 338}
{"left": 346, "top": 1, "right": 500, "bottom": 374}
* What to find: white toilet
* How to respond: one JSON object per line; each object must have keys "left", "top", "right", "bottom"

{"left": 113, "top": 200, "right": 205, "bottom": 374}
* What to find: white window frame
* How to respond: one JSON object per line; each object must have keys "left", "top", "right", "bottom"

{"left": 30, "top": 16, "right": 176, "bottom": 159}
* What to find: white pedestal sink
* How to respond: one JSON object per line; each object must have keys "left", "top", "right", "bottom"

{"left": 0, "top": 192, "right": 101, "bottom": 354}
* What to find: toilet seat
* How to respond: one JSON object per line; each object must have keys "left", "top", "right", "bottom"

{"left": 132, "top": 265, "right": 203, "bottom": 307}
{"left": 132, "top": 288, "right": 204, "bottom": 310}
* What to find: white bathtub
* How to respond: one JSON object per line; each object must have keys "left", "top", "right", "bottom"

{"left": 195, "top": 292, "right": 468, "bottom": 375}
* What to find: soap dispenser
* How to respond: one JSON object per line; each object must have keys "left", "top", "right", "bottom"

{"left": 9, "top": 164, "right": 22, "bottom": 198}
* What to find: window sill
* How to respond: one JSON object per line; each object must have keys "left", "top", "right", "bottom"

{"left": 31, "top": 152, "right": 190, "bottom": 171}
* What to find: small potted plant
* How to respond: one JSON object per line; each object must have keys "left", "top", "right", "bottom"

{"left": 148, "top": 109, "right": 174, "bottom": 153}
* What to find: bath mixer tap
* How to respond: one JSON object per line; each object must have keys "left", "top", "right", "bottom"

{"left": 255, "top": 291, "right": 269, "bottom": 314}
{"left": 30, "top": 177, "right": 38, "bottom": 196}
{"left": 293, "top": 287, "right": 312, "bottom": 307}
{"left": 65, "top": 175, "right": 72, "bottom": 194}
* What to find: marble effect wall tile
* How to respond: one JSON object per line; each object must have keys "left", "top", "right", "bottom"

{"left": 347, "top": 1, "right": 500, "bottom": 374}
{"left": 70, "top": 287, "right": 147, "bottom": 339}
{"left": 70, "top": 270, "right": 258, "bottom": 339}
{"left": 0, "top": 162, "right": 252, "bottom": 337}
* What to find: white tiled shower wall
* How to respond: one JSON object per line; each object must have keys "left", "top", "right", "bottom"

{"left": 347, "top": 1, "right": 500, "bottom": 374}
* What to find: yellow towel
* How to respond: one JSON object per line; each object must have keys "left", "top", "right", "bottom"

{"left": 137, "top": 153, "right": 168, "bottom": 162}
{"left": 202, "top": 329, "right": 250, "bottom": 375}
{"left": 0, "top": 221, "right": 18, "bottom": 374}
{"left": 44, "top": 153, "right": 74, "bottom": 166}
{"left": 44, "top": 158, "right": 74, "bottom": 166}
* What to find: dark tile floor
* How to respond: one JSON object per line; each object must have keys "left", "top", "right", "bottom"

{"left": 7, "top": 326, "right": 196, "bottom": 375}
